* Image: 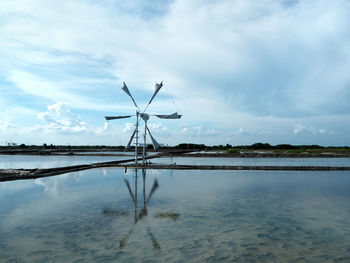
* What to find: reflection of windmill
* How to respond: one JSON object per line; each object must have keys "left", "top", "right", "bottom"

{"left": 105, "top": 82, "right": 182, "bottom": 165}
{"left": 102, "top": 168, "right": 181, "bottom": 250}
{"left": 120, "top": 168, "right": 161, "bottom": 250}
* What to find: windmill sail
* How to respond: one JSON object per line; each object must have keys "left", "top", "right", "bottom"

{"left": 146, "top": 226, "right": 161, "bottom": 250}
{"left": 146, "top": 126, "right": 160, "bottom": 150}
{"left": 144, "top": 81, "right": 163, "bottom": 112}
{"left": 124, "top": 179, "right": 135, "bottom": 202}
{"left": 122, "top": 82, "right": 140, "bottom": 111}
{"left": 105, "top": 115, "right": 132, "bottom": 120}
{"left": 125, "top": 128, "right": 137, "bottom": 150}
{"left": 146, "top": 179, "right": 159, "bottom": 203}
{"left": 155, "top": 112, "right": 182, "bottom": 119}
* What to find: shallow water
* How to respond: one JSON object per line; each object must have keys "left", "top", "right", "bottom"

{"left": 1, "top": 168, "right": 350, "bottom": 262}
{"left": 153, "top": 156, "right": 350, "bottom": 167}
{"left": 75, "top": 151, "right": 159, "bottom": 156}
{"left": 0, "top": 155, "right": 127, "bottom": 169}
{"left": 2, "top": 155, "right": 350, "bottom": 170}
{"left": 70, "top": 151, "right": 133, "bottom": 155}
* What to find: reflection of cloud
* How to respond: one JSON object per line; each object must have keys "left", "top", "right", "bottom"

{"left": 35, "top": 173, "right": 81, "bottom": 195}
{"left": 0, "top": 180, "right": 36, "bottom": 192}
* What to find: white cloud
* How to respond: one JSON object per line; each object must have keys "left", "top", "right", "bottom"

{"left": 0, "top": 119, "right": 15, "bottom": 133}
{"left": 147, "top": 122, "right": 168, "bottom": 133}
{"left": 34, "top": 102, "right": 88, "bottom": 134}
{"left": 231, "top": 127, "right": 256, "bottom": 136}
{"left": 293, "top": 123, "right": 330, "bottom": 135}
{"left": 0, "top": 109, "right": 16, "bottom": 133}
{"left": 95, "top": 122, "right": 110, "bottom": 135}
{"left": 319, "top": 128, "right": 327, "bottom": 134}
{"left": 293, "top": 124, "right": 314, "bottom": 134}
{"left": 7, "top": 70, "right": 128, "bottom": 112}
{"left": 123, "top": 122, "right": 134, "bottom": 133}
{"left": 181, "top": 124, "right": 217, "bottom": 137}
{"left": 1, "top": 0, "right": 350, "bottom": 146}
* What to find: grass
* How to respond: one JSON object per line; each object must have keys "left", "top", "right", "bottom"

{"left": 225, "top": 147, "right": 350, "bottom": 155}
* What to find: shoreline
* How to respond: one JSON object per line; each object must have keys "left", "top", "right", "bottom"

{"left": 2, "top": 162, "right": 350, "bottom": 182}
{"left": 1, "top": 152, "right": 350, "bottom": 182}
{"left": 1, "top": 151, "right": 350, "bottom": 158}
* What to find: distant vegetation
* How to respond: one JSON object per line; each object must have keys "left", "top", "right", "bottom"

{"left": 1, "top": 142, "right": 349, "bottom": 154}
{"left": 0, "top": 144, "right": 125, "bottom": 153}
{"left": 225, "top": 143, "right": 350, "bottom": 154}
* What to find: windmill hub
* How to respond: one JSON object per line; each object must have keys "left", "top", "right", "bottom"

{"left": 140, "top": 113, "right": 150, "bottom": 122}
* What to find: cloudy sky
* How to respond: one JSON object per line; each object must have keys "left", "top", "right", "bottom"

{"left": 1, "top": 0, "right": 350, "bottom": 146}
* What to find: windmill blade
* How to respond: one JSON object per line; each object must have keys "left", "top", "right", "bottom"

{"left": 125, "top": 128, "right": 137, "bottom": 150}
{"left": 119, "top": 224, "right": 135, "bottom": 248}
{"left": 105, "top": 115, "right": 132, "bottom": 120}
{"left": 154, "top": 112, "right": 182, "bottom": 119}
{"left": 146, "top": 179, "right": 159, "bottom": 203}
{"left": 146, "top": 126, "right": 161, "bottom": 150}
{"left": 144, "top": 81, "right": 163, "bottom": 112}
{"left": 122, "top": 82, "right": 140, "bottom": 111}
{"left": 124, "top": 179, "right": 135, "bottom": 202}
{"left": 146, "top": 226, "right": 161, "bottom": 250}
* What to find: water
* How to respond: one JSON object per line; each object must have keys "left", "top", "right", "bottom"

{"left": 75, "top": 151, "right": 159, "bottom": 156}
{"left": 0, "top": 155, "right": 128, "bottom": 169}
{"left": 70, "top": 151, "right": 133, "bottom": 155}
{"left": 2, "top": 155, "right": 350, "bottom": 170}
{"left": 1, "top": 165, "right": 350, "bottom": 262}
{"left": 153, "top": 156, "right": 350, "bottom": 167}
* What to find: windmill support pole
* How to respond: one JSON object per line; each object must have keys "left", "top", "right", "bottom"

{"left": 134, "top": 168, "right": 138, "bottom": 223}
{"left": 135, "top": 112, "right": 139, "bottom": 165}
{"left": 143, "top": 122, "right": 147, "bottom": 166}
{"left": 142, "top": 169, "right": 146, "bottom": 208}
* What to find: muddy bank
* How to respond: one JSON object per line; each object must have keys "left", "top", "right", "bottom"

{"left": 122, "top": 164, "right": 350, "bottom": 171}
{"left": 0, "top": 150, "right": 132, "bottom": 157}
{"left": 173, "top": 152, "right": 350, "bottom": 158}
{"left": 3, "top": 150, "right": 350, "bottom": 158}
{"left": 0, "top": 155, "right": 159, "bottom": 182}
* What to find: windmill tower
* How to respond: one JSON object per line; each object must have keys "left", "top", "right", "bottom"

{"left": 105, "top": 82, "right": 181, "bottom": 165}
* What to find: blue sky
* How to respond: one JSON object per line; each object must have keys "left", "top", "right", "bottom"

{"left": 1, "top": 0, "right": 350, "bottom": 146}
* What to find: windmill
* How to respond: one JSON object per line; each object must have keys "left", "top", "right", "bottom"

{"left": 105, "top": 82, "right": 182, "bottom": 165}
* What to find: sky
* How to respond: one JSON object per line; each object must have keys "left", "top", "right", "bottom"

{"left": 1, "top": 0, "right": 350, "bottom": 146}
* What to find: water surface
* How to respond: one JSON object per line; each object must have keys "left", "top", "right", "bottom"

{"left": 0, "top": 155, "right": 127, "bottom": 169}
{"left": 2, "top": 155, "right": 350, "bottom": 170}
{"left": 153, "top": 156, "right": 350, "bottom": 167}
{"left": 1, "top": 167, "right": 350, "bottom": 262}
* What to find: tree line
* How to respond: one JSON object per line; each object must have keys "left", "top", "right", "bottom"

{"left": 1, "top": 142, "right": 349, "bottom": 152}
